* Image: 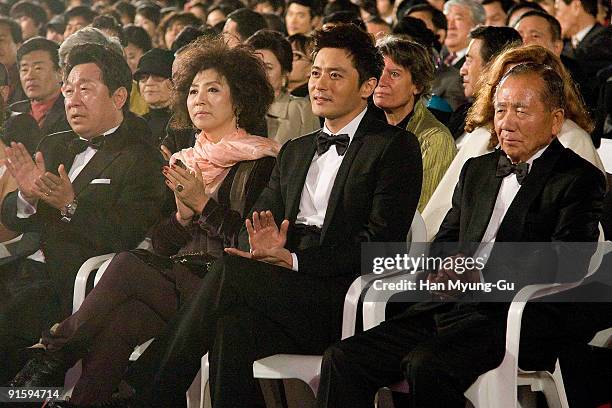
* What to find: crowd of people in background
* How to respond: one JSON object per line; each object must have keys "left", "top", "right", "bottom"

{"left": 0, "top": 0, "right": 609, "bottom": 406}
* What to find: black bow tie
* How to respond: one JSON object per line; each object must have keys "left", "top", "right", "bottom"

{"left": 496, "top": 155, "right": 529, "bottom": 184}
{"left": 316, "top": 131, "right": 350, "bottom": 156}
{"left": 68, "top": 136, "right": 106, "bottom": 155}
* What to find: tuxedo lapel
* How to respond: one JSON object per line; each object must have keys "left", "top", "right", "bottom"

{"left": 464, "top": 150, "right": 503, "bottom": 242}
{"left": 496, "top": 139, "right": 564, "bottom": 241}
{"left": 71, "top": 149, "right": 120, "bottom": 195}
{"left": 320, "top": 112, "right": 370, "bottom": 241}
{"left": 286, "top": 135, "right": 317, "bottom": 220}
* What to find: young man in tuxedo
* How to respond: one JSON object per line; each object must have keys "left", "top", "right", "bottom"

{"left": 125, "top": 23, "right": 423, "bottom": 408}
{"left": 0, "top": 43, "right": 166, "bottom": 383}
{"left": 314, "top": 62, "right": 606, "bottom": 408}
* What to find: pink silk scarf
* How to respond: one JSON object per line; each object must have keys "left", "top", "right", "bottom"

{"left": 170, "top": 128, "right": 280, "bottom": 194}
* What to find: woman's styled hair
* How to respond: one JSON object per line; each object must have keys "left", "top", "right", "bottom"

{"left": 465, "top": 44, "right": 593, "bottom": 147}
{"left": 171, "top": 38, "right": 274, "bottom": 133}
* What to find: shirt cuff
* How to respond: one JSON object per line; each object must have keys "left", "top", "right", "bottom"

{"left": 17, "top": 191, "right": 37, "bottom": 218}
{"left": 291, "top": 253, "right": 298, "bottom": 271}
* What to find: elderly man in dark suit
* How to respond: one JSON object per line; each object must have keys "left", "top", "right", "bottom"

{"left": 0, "top": 43, "right": 166, "bottom": 383}
{"left": 5, "top": 37, "right": 70, "bottom": 152}
{"left": 315, "top": 62, "right": 606, "bottom": 408}
{"left": 119, "top": 23, "right": 423, "bottom": 408}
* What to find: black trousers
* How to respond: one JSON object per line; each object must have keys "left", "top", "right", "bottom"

{"left": 0, "top": 259, "right": 62, "bottom": 384}
{"left": 131, "top": 254, "right": 353, "bottom": 408}
{"left": 315, "top": 302, "right": 567, "bottom": 408}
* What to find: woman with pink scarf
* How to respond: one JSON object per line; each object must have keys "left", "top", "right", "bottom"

{"left": 12, "top": 39, "right": 280, "bottom": 405}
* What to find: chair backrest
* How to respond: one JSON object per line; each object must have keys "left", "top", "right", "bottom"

{"left": 407, "top": 210, "right": 428, "bottom": 259}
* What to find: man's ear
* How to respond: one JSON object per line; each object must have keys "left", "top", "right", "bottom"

{"left": 551, "top": 108, "right": 565, "bottom": 136}
{"left": 360, "top": 77, "right": 378, "bottom": 99}
{"left": 553, "top": 40, "right": 564, "bottom": 56}
{"left": 111, "top": 86, "right": 129, "bottom": 110}
{"left": 311, "top": 15, "right": 322, "bottom": 30}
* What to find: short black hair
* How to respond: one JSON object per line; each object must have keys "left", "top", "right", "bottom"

{"left": 92, "top": 15, "right": 125, "bottom": 45}
{"left": 226, "top": 8, "right": 267, "bottom": 41}
{"left": 393, "top": 16, "right": 440, "bottom": 51}
{"left": 171, "top": 25, "right": 217, "bottom": 53}
{"left": 322, "top": 11, "right": 366, "bottom": 31}
{"left": 0, "top": 16, "right": 23, "bottom": 43}
{"left": 482, "top": 0, "right": 516, "bottom": 13}
{"left": 10, "top": 1, "right": 48, "bottom": 26}
{"left": 65, "top": 6, "right": 98, "bottom": 25}
{"left": 64, "top": 43, "right": 132, "bottom": 108}
{"left": 469, "top": 25, "right": 523, "bottom": 64}
{"left": 288, "top": 0, "right": 323, "bottom": 17}
{"left": 39, "top": 0, "right": 65, "bottom": 17}
{"left": 246, "top": 29, "right": 292, "bottom": 73}
{"left": 516, "top": 10, "right": 562, "bottom": 41}
{"left": 560, "top": 0, "right": 598, "bottom": 16}
{"left": 135, "top": 4, "right": 161, "bottom": 25}
{"left": 312, "top": 23, "right": 383, "bottom": 85}
{"left": 123, "top": 24, "right": 152, "bottom": 52}
{"left": 404, "top": 3, "right": 447, "bottom": 30}
{"left": 506, "top": 1, "right": 544, "bottom": 25}
{"left": 323, "top": 0, "right": 360, "bottom": 17}
{"left": 16, "top": 36, "right": 60, "bottom": 69}
{"left": 114, "top": 1, "right": 136, "bottom": 23}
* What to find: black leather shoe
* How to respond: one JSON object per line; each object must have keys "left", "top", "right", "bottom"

{"left": 9, "top": 350, "right": 69, "bottom": 388}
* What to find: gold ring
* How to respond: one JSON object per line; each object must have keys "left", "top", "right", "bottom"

{"left": 45, "top": 191, "right": 50, "bottom": 196}
{"left": 176, "top": 184, "right": 184, "bottom": 192}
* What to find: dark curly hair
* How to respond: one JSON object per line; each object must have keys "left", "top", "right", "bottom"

{"left": 171, "top": 38, "right": 274, "bottom": 134}
{"left": 312, "top": 23, "right": 383, "bottom": 85}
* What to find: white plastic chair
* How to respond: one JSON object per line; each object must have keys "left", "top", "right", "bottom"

{"left": 64, "top": 238, "right": 202, "bottom": 408}
{"left": 252, "top": 211, "right": 427, "bottom": 405}
{"left": 362, "top": 227, "right": 612, "bottom": 408}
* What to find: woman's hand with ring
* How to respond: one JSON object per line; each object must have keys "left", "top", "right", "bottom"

{"left": 163, "top": 164, "right": 209, "bottom": 214}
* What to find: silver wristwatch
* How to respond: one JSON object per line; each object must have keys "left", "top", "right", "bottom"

{"left": 60, "top": 199, "right": 78, "bottom": 223}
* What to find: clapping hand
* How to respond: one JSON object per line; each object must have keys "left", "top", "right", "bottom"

{"left": 4, "top": 143, "right": 76, "bottom": 209}
{"left": 225, "top": 210, "right": 293, "bottom": 269}
{"left": 427, "top": 254, "right": 480, "bottom": 300}
{"left": 3, "top": 142, "right": 46, "bottom": 204}
{"left": 163, "top": 163, "right": 209, "bottom": 216}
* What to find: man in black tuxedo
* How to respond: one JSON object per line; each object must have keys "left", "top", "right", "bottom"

{"left": 126, "top": 23, "right": 422, "bottom": 408}
{"left": 315, "top": 63, "right": 606, "bottom": 408}
{"left": 0, "top": 43, "right": 166, "bottom": 383}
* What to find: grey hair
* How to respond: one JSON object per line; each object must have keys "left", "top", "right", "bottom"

{"left": 443, "top": 0, "right": 486, "bottom": 25}
{"left": 59, "top": 27, "right": 124, "bottom": 68}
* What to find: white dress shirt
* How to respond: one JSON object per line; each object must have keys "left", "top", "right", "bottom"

{"left": 474, "top": 145, "right": 548, "bottom": 266}
{"left": 290, "top": 107, "right": 368, "bottom": 270}
{"left": 17, "top": 125, "right": 120, "bottom": 263}
{"left": 571, "top": 24, "right": 595, "bottom": 48}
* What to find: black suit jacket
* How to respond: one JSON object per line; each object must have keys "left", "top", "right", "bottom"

{"left": 1, "top": 112, "right": 167, "bottom": 312}
{"left": 8, "top": 94, "right": 71, "bottom": 136}
{"left": 434, "top": 138, "right": 605, "bottom": 287}
{"left": 238, "top": 109, "right": 423, "bottom": 279}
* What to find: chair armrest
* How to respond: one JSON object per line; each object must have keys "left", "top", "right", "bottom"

{"left": 361, "top": 270, "right": 420, "bottom": 331}
{"left": 72, "top": 253, "right": 115, "bottom": 312}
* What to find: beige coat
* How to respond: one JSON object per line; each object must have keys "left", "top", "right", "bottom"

{"left": 266, "top": 92, "right": 320, "bottom": 145}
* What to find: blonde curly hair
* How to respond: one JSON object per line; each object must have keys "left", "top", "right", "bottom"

{"left": 465, "top": 44, "right": 593, "bottom": 149}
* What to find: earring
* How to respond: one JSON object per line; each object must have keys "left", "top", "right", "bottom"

{"left": 234, "top": 108, "right": 241, "bottom": 129}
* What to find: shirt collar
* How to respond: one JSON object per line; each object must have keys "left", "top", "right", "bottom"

{"left": 78, "top": 125, "right": 120, "bottom": 142}
{"left": 322, "top": 106, "right": 368, "bottom": 141}
{"left": 452, "top": 47, "right": 468, "bottom": 64}
{"left": 506, "top": 143, "right": 549, "bottom": 173}
{"left": 573, "top": 24, "right": 595, "bottom": 45}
